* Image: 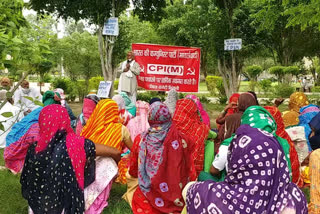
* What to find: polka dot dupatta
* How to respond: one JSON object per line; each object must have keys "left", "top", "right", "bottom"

{"left": 132, "top": 102, "right": 195, "bottom": 214}
{"left": 21, "top": 104, "right": 96, "bottom": 214}
{"left": 186, "top": 109, "right": 308, "bottom": 213}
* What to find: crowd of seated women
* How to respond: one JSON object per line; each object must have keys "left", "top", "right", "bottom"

{"left": 3, "top": 88, "right": 320, "bottom": 214}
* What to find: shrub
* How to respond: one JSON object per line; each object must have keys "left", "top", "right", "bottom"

{"left": 218, "top": 96, "right": 228, "bottom": 104}
{"left": 89, "top": 76, "right": 104, "bottom": 91}
{"left": 206, "top": 76, "right": 223, "bottom": 95}
{"left": 269, "top": 66, "right": 285, "bottom": 81}
{"left": 249, "top": 81, "right": 257, "bottom": 92}
{"left": 89, "top": 76, "right": 119, "bottom": 93}
{"left": 246, "top": 65, "right": 263, "bottom": 80}
{"left": 284, "top": 66, "right": 300, "bottom": 76}
{"left": 114, "top": 80, "right": 119, "bottom": 90}
{"left": 136, "top": 91, "right": 165, "bottom": 103}
{"left": 76, "top": 80, "right": 87, "bottom": 102}
{"left": 312, "top": 86, "right": 320, "bottom": 93}
{"left": 274, "top": 83, "right": 295, "bottom": 98}
{"left": 52, "top": 78, "right": 69, "bottom": 92}
{"left": 258, "top": 79, "right": 272, "bottom": 94}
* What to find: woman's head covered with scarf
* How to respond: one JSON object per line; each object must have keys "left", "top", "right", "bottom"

{"left": 264, "top": 106, "right": 301, "bottom": 185}
{"left": 75, "top": 94, "right": 100, "bottom": 135}
{"left": 185, "top": 94, "right": 211, "bottom": 127}
{"left": 309, "top": 112, "right": 320, "bottom": 150}
{"left": 186, "top": 106, "right": 308, "bottom": 214}
{"left": 289, "top": 92, "right": 309, "bottom": 112}
{"left": 42, "top": 90, "right": 61, "bottom": 106}
{"left": 164, "top": 88, "right": 178, "bottom": 115}
{"left": 136, "top": 101, "right": 194, "bottom": 213}
{"left": 224, "top": 92, "right": 257, "bottom": 139}
{"left": 120, "top": 92, "right": 136, "bottom": 116}
{"left": 227, "top": 93, "right": 240, "bottom": 114}
{"left": 241, "top": 106, "right": 292, "bottom": 175}
{"left": 81, "top": 99, "right": 123, "bottom": 151}
{"left": 298, "top": 104, "right": 320, "bottom": 151}
{"left": 53, "top": 88, "right": 66, "bottom": 107}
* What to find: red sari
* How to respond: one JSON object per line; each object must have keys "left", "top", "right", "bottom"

{"left": 129, "top": 102, "right": 195, "bottom": 214}
{"left": 173, "top": 99, "right": 209, "bottom": 178}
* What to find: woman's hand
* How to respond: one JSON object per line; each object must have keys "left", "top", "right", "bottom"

{"left": 95, "top": 143, "right": 121, "bottom": 163}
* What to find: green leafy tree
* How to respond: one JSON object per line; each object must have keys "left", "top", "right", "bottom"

{"left": 0, "top": 0, "right": 27, "bottom": 69}
{"left": 158, "top": 0, "right": 217, "bottom": 78}
{"left": 30, "top": 0, "right": 167, "bottom": 96}
{"left": 59, "top": 32, "right": 101, "bottom": 93}
{"left": 9, "top": 14, "right": 56, "bottom": 92}
{"left": 250, "top": 0, "right": 320, "bottom": 66}
{"left": 269, "top": 66, "right": 285, "bottom": 82}
{"left": 245, "top": 65, "right": 263, "bottom": 81}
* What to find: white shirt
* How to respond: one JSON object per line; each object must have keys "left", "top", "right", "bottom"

{"left": 0, "top": 102, "right": 23, "bottom": 148}
{"left": 212, "top": 144, "right": 229, "bottom": 171}
{"left": 13, "top": 87, "right": 42, "bottom": 112}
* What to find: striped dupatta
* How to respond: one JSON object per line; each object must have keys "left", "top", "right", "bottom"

{"left": 81, "top": 99, "right": 123, "bottom": 151}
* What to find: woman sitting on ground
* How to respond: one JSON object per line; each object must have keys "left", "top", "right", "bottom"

{"left": 265, "top": 106, "right": 302, "bottom": 186}
{"left": 120, "top": 92, "right": 137, "bottom": 117}
{"left": 215, "top": 93, "right": 239, "bottom": 153}
{"left": 81, "top": 99, "right": 133, "bottom": 152}
{"left": 4, "top": 107, "right": 42, "bottom": 174}
{"left": 21, "top": 104, "right": 121, "bottom": 214}
{"left": 224, "top": 92, "right": 258, "bottom": 139}
{"left": 185, "top": 94, "right": 211, "bottom": 128}
{"left": 112, "top": 94, "right": 133, "bottom": 126}
{"left": 164, "top": 88, "right": 178, "bottom": 116}
{"left": 125, "top": 101, "right": 195, "bottom": 213}
{"left": 76, "top": 94, "right": 100, "bottom": 135}
{"left": 184, "top": 106, "right": 308, "bottom": 214}
{"left": 173, "top": 99, "right": 211, "bottom": 178}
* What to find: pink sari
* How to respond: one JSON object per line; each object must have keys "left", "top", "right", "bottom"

{"left": 185, "top": 95, "right": 211, "bottom": 128}
{"left": 127, "top": 101, "right": 150, "bottom": 141}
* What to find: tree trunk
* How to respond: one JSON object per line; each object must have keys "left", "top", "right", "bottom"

{"left": 96, "top": 0, "right": 118, "bottom": 98}
{"left": 222, "top": 0, "right": 239, "bottom": 98}
{"left": 97, "top": 27, "right": 108, "bottom": 81}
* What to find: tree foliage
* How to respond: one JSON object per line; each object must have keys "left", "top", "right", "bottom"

{"left": 59, "top": 32, "right": 101, "bottom": 83}
{"left": 0, "top": 0, "right": 27, "bottom": 69}
{"left": 250, "top": 0, "right": 320, "bottom": 65}
{"left": 245, "top": 65, "right": 263, "bottom": 81}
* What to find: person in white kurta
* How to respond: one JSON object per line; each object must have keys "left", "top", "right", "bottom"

{"left": 0, "top": 90, "right": 23, "bottom": 148}
{"left": 118, "top": 51, "right": 141, "bottom": 104}
{"left": 13, "top": 80, "right": 42, "bottom": 115}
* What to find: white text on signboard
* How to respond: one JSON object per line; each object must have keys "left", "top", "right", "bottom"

{"left": 147, "top": 64, "right": 184, "bottom": 76}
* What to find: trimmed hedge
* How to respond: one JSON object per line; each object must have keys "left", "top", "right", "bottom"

{"left": 274, "top": 83, "right": 295, "bottom": 98}
{"left": 246, "top": 65, "right": 263, "bottom": 80}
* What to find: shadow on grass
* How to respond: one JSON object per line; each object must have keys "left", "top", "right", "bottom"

{"left": 102, "top": 183, "right": 132, "bottom": 214}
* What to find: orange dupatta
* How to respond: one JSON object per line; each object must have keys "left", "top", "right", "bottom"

{"left": 81, "top": 99, "right": 123, "bottom": 151}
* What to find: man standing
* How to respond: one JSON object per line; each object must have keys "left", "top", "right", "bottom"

{"left": 13, "top": 80, "right": 42, "bottom": 115}
{"left": 118, "top": 51, "right": 140, "bottom": 104}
